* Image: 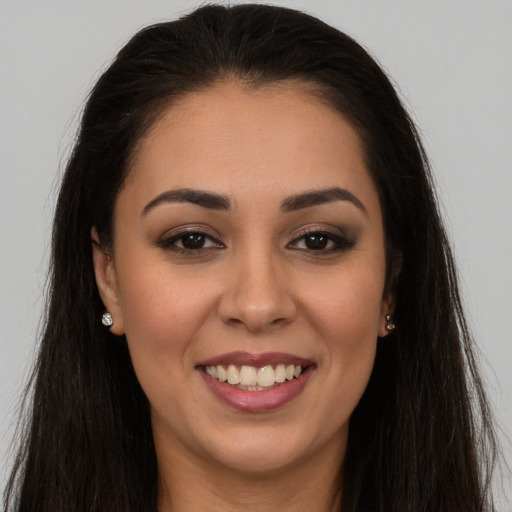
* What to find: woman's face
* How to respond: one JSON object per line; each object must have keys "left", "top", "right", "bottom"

{"left": 94, "top": 81, "right": 392, "bottom": 474}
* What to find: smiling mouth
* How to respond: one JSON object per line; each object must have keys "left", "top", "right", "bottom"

{"left": 198, "top": 352, "right": 315, "bottom": 411}
{"left": 203, "top": 364, "right": 306, "bottom": 391}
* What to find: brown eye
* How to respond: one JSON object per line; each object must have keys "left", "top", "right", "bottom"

{"left": 157, "top": 230, "right": 223, "bottom": 252}
{"left": 288, "top": 229, "right": 355, "bottom": 254}
{"left": 180, "top": 233, "right": 206, "bottom": 249}
{"left": 304, "top": 233, "right": 329, "bottom": 250}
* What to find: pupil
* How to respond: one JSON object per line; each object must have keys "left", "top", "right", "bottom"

{"left": 182, "top": 233, "right": 205, "bottom": 249}
{"left": 305, "top": 234, "right": 327, "bottom": 250}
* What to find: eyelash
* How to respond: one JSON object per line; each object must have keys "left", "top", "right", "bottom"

{"left": 157, "top": 229, "right": 224, "bottom": 253}
{"left": 157, "top": 228, "right": 355, "bottom": 255}
{"left": 287, "top": 228, "right": 355, "bottom": 255}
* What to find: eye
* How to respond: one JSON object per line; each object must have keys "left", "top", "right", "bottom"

{"left": 298, "top": 232, "right": 334, "bottom": 251}
{"left": 288, "top": 229, "right": 354, "bottom": 254}
{"left": 158, "top": 230, "right": 223, "bottom": 252}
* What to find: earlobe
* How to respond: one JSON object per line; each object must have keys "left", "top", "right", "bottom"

{"left": 379, "top": 250, "right": 401, "bottom": 338}
{"left": 378, "top": 289, "right": 397, "bottom": 337}
{"left": 91, "top": 228, "right": 124, "bottom": 335}
{"left": 378, "top": 307, "right": 396, "bottom": 338}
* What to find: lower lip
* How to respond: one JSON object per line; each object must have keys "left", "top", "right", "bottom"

{"left": 199, "top": 366, "right": 314, "bottom": 412}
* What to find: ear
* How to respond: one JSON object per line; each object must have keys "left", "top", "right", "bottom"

{"left": 378, "top": 296, "right": 396, "bottom": 338}
{"left": 378, "top": 250, "right": 402, "bottom": 338}
{"left": 91, "top": 228, "right": 124, "bottom": 335}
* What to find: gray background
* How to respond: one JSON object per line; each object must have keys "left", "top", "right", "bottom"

{"left": 1, "top": 0, "right": 511, "bottom": 506}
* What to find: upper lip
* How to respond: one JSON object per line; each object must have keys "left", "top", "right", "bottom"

{"left": 197, "top": 351, "right": 314, "bottom": 368}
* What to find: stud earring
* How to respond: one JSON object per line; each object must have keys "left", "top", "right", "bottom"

{"left": 385, "top": 314, "right": 396, "bottom": 331}
{"left": 101, "top": 312, "right": 113, "bottom": 327}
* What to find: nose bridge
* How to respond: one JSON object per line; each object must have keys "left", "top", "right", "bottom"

{"left": 218, "top": 243, "right": 296, "bottom": 332}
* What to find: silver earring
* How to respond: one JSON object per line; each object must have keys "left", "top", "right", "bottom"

{"left": 101, "top": 312, "right": 113, "bottom": 327}
{"left": 385, "top": 314, "right": 395, "bottom": 331}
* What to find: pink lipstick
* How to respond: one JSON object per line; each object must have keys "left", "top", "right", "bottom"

{"left": 197, "top": 351, "right": 315, "bottom": 412}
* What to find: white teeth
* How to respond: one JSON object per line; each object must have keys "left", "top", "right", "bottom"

{"left": 227, "top": 365, "right": 240, "bottom": 385}
{"left": 239, "top": 365, "right": 257, "bottom": 386}
{"left": 205, "top": 363, "right": 305, "bottom": 389}
{"left": 217, "top": 366, "right": 227, "bottom": 382}
{"left": 257, "top": 366, "right": 275, "bottom": 387}
{"left": 275, "top": 364, "right": 286, "bottom": 383}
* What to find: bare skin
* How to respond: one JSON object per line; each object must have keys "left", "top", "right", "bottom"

{"left": 93, "top": 80, "right": 392, "bottom": 511}
{"left": 155, "top": 421, "right": 344, "bottom": 511}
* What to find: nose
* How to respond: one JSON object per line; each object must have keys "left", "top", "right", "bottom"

{"left": 218, "top": 250, "right": 297, "bottom": 333}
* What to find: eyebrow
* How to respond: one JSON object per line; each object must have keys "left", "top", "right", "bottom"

{"left": 142, "top": 186, "right": 366, "bottom": 217}
{"left": 280, "top": 187, "right": 367, "bottom": 214}
{"left": 142, "top": 188, "right": 232, "bottom": 216}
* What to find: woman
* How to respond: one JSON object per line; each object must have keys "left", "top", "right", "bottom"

{"left": 3, "top": 3, "right": 498, "bottom": 511}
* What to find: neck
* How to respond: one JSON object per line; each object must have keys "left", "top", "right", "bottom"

{"left": 155, "top": 433, "right": 345, "bottom": 512}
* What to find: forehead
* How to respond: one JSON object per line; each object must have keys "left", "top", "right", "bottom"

{"left": 120, "top": 80, "right": 380, "bottom": 218}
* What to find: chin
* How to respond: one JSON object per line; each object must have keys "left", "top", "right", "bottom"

{"left": 197, "top": 424, "right": 327, "bottom": 475}
{"left": 210, "top": 444, "right": 305, "bottom": 475}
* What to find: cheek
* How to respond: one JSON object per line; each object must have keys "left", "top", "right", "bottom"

{"left": 116, "top": 263, "right": 217, "bottom": 371}
{"left": 304, "top": 260, "right": 385, "bottom": 339}
{"left": 303, "top": 262, "right": 384, "bottom": 400}
{"left": 115, "top": 266, "right": 218, "bottom": 428}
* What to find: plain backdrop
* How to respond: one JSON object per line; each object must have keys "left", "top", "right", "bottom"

{"left": 1, "top": 0, "right": 511, "bottom": 506}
